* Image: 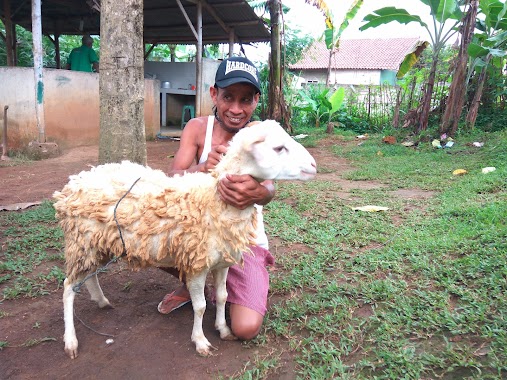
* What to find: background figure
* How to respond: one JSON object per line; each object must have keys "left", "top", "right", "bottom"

{"left": 65, "top": 35, "right": 99, "bottom": 73}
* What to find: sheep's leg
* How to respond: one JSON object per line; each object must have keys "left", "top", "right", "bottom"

{"left": 186, "top": 271, "right": 216, "bottom": 356}
{"left": 63, "top": 277, "right": 79, "bottom": 359}
{"left": 84, "top": 274, "right": 112, "bottom": 308}
{"left": 212, "top": 267, "right": 236, "bottom": 341}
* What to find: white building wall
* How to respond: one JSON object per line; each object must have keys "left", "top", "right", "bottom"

{"left": 293, "top": 69, "right": 382, "bottom": 87}
{"left": 331, "top": 69, "right": 381, "bottom": 86}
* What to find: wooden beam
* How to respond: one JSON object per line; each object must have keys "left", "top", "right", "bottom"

{"left": 175, "top": 0, "right": 197, "bottom": 40}
{"left": 3, "top": 0, "right": 15, "bottom": 66}
{"left": 144, "top": 43, "right": 157, "bottom": 60}
{"left": 200, "top": 0, "right": 230, "bottom": 33}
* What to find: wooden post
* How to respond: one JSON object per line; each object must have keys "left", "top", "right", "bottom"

{"left": 54, "top": 28, "right": 61, "bottom": 69}
{"left": 4, "top": 0, "right": 14, "bottom": 66}
{"left": 196, "top": 1, "right": 202, "bottom": 116}
{"left": 31, "top": 0, "right": 46, "bottom": 143}
{"left": 229, "top": 28, "right": 234, "bottom": 56}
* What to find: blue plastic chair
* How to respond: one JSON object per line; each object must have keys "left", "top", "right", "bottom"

{"left": 181, "top": 105, "right": 195, "bottom": 129}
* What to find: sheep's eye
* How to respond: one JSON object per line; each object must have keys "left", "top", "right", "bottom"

{"left": 273, "top": 145, "right": 287, "bottom": 154}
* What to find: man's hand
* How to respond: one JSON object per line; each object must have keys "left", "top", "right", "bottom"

{"left": 218, "top": 175, "right": 275, "bottom": 209}
{"left": 204, "top": 145, "right": 227, "bottom": 172}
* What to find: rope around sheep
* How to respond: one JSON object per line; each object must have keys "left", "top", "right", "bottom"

{"left": 71, "top": 177, "right": 141, "bottom": 293}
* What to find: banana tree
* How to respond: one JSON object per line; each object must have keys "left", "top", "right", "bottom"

{"left": 360, "top": 1, "right": 463, "bottom": 133}
{"left": 305, "top": 0, "right": 364, "bottom": 86}
{"left": 295, "top": 85, "right": 345, "bottom": 130}
{"left": 440, "top": 0, "right": 478, "bottom": 136}
{"left": 465, "top": 0, "right": 507, "bottom": 129}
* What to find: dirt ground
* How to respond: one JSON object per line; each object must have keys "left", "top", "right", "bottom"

{"left": 0, "top": 137, "right": 432, "bottom": 379}
{"left": 0, "top": 139, "right": 322, "bottom": 380}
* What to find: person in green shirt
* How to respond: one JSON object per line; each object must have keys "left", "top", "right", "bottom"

{"left": 65, "top": 35, "right": 99, "bottom": 73}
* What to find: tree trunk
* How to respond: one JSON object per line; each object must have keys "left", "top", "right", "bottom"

{"left": 392, "top": 86, "right": 402, "bottom": 128}
{"left": 440, "top": 0, "right": 478, "bottom": 136}
{"left": 416, "top": 56, "right": 438, "bottom": 133}
{"left": 268, "top": 0, "right": 283, "bottom": 123}
{"left": 99, "top": 0, "right": 147, "bottom": 165}
{"left": 407, "top": 76, "right": 417, "bottom": 110}
{"left": 466, "top": 54, "right": 492, "bottom": 130}
{"left": 326, "top": 47, "right": 334, "bottom": 86}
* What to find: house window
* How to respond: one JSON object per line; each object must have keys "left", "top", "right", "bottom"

{"left": 303, "top": 80, "right": 319, "bottom": 87}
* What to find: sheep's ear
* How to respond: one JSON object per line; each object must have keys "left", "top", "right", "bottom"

{"left": 242, "top": 132, "right": 267, "bottom": 152}
{"left": 245, "top": 120, "right": 262, "bottom": 128}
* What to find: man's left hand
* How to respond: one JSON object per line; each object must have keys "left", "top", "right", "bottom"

{"left": 218, "top": 175, "right": 273, "bottom": 209}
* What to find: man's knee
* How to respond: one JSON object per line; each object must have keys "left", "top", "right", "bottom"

{"left": 231, "top": 318, "right": 262, "bottom": 340}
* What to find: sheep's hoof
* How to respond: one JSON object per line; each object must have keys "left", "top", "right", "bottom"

{"left": 220, "top": 332, "right": 237, "bottom": 341}
{"left": 98, "top": 302, "right": 113, "bottom": 309}
{"left": 64, "top": 344, "right": 78, "bottom": 359}
{"left": 195, "top": 339, "right": 218, "bottom": 357}
{"left": 217, "top": 325, "right": 237, "bottom": 341}
{"left": 197, "top": 344, "right": 218, "bottom": 357}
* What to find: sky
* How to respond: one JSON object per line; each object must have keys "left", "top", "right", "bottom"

{"left": 282, "top": 0, "right": 436, "bottom": 40}
{"left": 242, "top": 0, "right": 460, "bottom": 62}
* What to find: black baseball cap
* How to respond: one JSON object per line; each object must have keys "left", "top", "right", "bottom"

{"left": 215, "top": 56, "right": 261, "bottom": 94}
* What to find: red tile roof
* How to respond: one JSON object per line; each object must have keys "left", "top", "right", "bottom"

{"left": 289, "top": 38, "right": 422, "bottom": 71}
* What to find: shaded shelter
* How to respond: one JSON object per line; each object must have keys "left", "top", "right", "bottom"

{"left": 1, "top": 0, "right": 270, "bottom": 61}
{"left": 0, "top": 0, "right": 270, "bottom": 149}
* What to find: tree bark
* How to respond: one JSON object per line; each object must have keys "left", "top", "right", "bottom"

{"left": 99, "top": 0, "right": 147, "bottom": 165}
{"left": 416, "top": 55, "right": 438, "bottom": 133}
{"left": 326, "top": 47, "right": 334, "bottom": 86}
{"left": 268, "top": 0, "right": 283, "bottom": 123}
{"left": 392, "top": 86, "right": 402, "bottom": 128}
{"left": 440, "top": 0, "right": 478, "bottom": 136}
{"left": 466, "top": 54, "right": 492, "bottom": 130}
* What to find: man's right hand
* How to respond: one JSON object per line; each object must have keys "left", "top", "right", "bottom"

{"left": 204, "top": 145, "right": 228, "bottom": 172}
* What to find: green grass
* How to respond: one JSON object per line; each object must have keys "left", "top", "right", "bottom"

{"left": 0, "top": 201, "right": 65, "bottom": 300}
{"left": 249, "top": 129, "right": 507, "bottom": 379}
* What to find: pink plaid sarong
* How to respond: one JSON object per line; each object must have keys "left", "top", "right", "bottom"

{"left": 225, "top": 245, "right": 274, "bottom": 316}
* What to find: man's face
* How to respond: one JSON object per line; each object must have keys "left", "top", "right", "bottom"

{"left": 211, "top": 83, "right": 260, "bottom": 131}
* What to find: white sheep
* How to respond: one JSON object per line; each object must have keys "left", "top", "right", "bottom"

{"left": 53, "top": 120, "right": 317, "bottom": 359}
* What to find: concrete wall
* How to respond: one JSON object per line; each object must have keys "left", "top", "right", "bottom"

{"left": 332, "top": 69, "right": 381, "bottom": 86}
{"left": 144, "top": 58, "right": 220, "bottom": 117}
{"left": 0, "top": 67, "right": 159, "bottom": 151}
{"left": 145, "top": 61, "right": 196, "bottom": 90}
{"left": 293, "top": 69, "right": 383, "bottom": 87}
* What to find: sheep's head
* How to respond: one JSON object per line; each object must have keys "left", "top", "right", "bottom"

{"left": 216, "top": 120, "right": 317, "bottom": 181}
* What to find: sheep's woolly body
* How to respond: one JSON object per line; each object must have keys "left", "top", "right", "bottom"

{"left": 57, "top": 119, "right": 317, "bottom": 358}
{"left": 53, "top": 161, "right": 257, "bottom": 282}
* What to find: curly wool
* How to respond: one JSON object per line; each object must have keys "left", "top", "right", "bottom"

{"left": 53, "top": 161, "right": 257, "bottom": 282}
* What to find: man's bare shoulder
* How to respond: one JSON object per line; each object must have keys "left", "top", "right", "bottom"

{"left": 185, "top": 116, "right": 208, "bottom": 129}
{"left": 179, "top": 116, "right": 210, "bottom": 144}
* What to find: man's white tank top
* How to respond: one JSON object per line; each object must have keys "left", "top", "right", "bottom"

{"left": 199, "top": 116, "right": 269, "bottom": 249}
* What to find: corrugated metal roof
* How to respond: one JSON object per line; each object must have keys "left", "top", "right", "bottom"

{"left": 0, "top": 0, "right": 270, "bottom": 45}
{"left": 290, "top": 38, "right": 422, "bottom": 71}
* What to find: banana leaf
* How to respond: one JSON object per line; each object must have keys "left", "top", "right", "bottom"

{"left": 360, "top": 7, "right": 427, "bottom": 31}
{"left": 397, "top": 41, "right": 429, "bottom": 79}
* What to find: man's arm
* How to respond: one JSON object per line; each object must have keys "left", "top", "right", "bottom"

{"left": 92, "top": 62, "right": 99, "bottom": 73}
{"left": 168, "top": 118, "right": 211, "bottom": 176}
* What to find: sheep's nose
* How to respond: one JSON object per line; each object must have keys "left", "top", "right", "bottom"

{"left": 304, "top": 159, "right": 317, "bottom": 177}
